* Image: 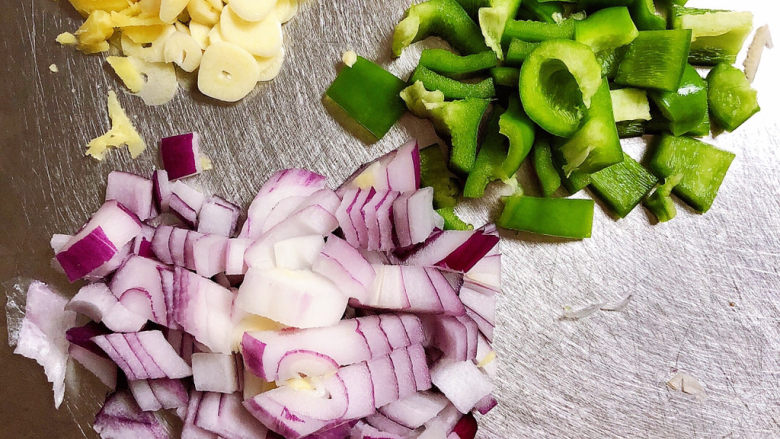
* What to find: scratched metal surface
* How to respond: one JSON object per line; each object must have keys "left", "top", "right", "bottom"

{"left": 0, "top": 0, "right": 778, "bottom": 437}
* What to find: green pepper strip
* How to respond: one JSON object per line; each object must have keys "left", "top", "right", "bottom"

{"left": 400, "top": 82, "right": 491, "bottom": 174}
{"left": 505, "top": 39, "right": 539, "bottom": 67}
{"left": 649, "top": 64, "right": 709, "bottom": 137}
{"left": 647, "top": 135, "right": 735, "bottom": 212}
{"left": 498, "top": 196, "right": 594, "bottom": 239}
{"left": 517, "top": 0, "right": 564, "bottom": 23}
{"left": 615, "top": 30, "right": 692, "bottom": 92}
{"left": 502, "top": 19, "right": 575, "bottom": 43}
{"left": 419, "top": 49, "right": 498, "bottom": 78}
{"left": 671, "top": 6, "right": 753, "bottom": 66}
{"left": 595, "top": 46, "right": 628, "bottom": 79}
{"left": 574, "top": 7, "right": 638, "bottom": 53}
{"left": 489, "top": 67, "right": 520, "bottom": 87}
{"left": 532, "top": 138, "right": 561, "bottom": 197}
{"left": 629, "top": 0, "right": 666, "bottom": 31}
{"left": 393, "top": 0, "right": 488, "bottom": 57}
{"left": 463, "top": 106, "right": 505, "bottom": 198}
{"left": 643, "top": 174, "right": 683, "bottom": 223}
{"left": 436, "top": 207, "right": 474, "bottom": 230}
{"left": 707, "top": 63, "right": 760, "bottom": 132}
{"left": 325, "top": 56, "right": 407, "bottom": 140}
{"left": 410, "top": 65, "right": 496, "bottom": 99}
{"left": 478, "top": 0, "right": 522, "bottom": 60}
{"left": 616, "top": 120, "right": 645, "bottom": 138}
{"left": 519, "top": 39, "right": 602, "bottom": 137}
{"left": 557, "top": 79, "right": 624, "bottom": 175}
{"left": 420, "top": 145, "right": 461, "bottom": 208}
{"left": 610, "top": 88, "right": 651, "bottom": 122}
{"left": 589, "top": 152, "right": 658, "bottom": 218}
{"left": 454, "top": 0, "right": 489, "bottom": 17}
{"left": 496, "top": 95, "right": 536, "bottom": 180}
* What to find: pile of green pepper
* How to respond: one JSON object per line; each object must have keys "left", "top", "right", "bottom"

{"left": 325, "top": 0, "right": 762, "bottom": 239}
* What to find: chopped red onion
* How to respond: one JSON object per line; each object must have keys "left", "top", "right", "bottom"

{"left": 170, "top": 181, "right": 206, "bottom": 228}
{"left": 105, "top": 171, "right": 154, "bottom": 220}
{"left": 152, "top": 170, "right": 172, "bottom": 212}
{"left": 338, "top": 140, "right": 420, "bottom": 195}
{"left": 94, "top": 391, "right": 169, "bottom": 438}
{"left": 365, "top": 413, "right": 416, "bottom": 437}
{"left": 161, "top": 132, "right": 202, "bottom": 180}
{"left": 379, "top": 391, "right": 448, "bottom": 429}
{"left": 129, "top": 378, "right": 189, "bottom": 411}
{"left": 430, "top": 360, "right": 493, "bottom": 414}
{"left": 182, "top": 390, "right": 219, "bottom": 439}
{"left": 311, "top": 234, "right": 375, "bottom": 302}
{"left": 192, "top": 352, "right": 239, "bottom": 393}
{"left": 195, "top": 392, "right": 270, "bottom": 439}
{"left": 198, "top": 196, "right": 240, "bottom": 236}
{"left": 92, "top": 330, "right": 192, "bottom": 380}
{"left": 449, "top": 413, "right": 478, "bottom": 439}
{"left": 173, "top": 268, "right": 237, "bottom": 353}
{"left": 69, "top": 343, "right": 117, "bottom": 389}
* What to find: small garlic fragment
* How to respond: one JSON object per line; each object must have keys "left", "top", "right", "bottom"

{"left": 49, "top": 64, "right": 59, "bottom": 73}
{"left": 219, "top": 5, "right": 283, "bottom": 57}
{"left": 188, "top": 21, "right": 212, "bottom": 50}
{"left": 198, "top": 41, "right": 260, "bottom": 102}
{"left": 256, "top": 47, "right": 285, "bottom": 82}
{"left": 342, "top": 50, "right": 357, "bottom": 67}
{"left": 229, "top": 0, "right": 277, "bottom": 22}
{"left": 164, "top": 32, "right": 203, "bottom": 72}
{"left": 159, "top": 0, "right": 190, "bottom": 23}
{"left": 187, "top": 0, "right": 223, "bottom": 25}
{"left": 129, "top": 57, "right": 179, "bottom": 106}
{"left": 207, "top": 24, "right": 224, "bottom": 45}
{"left": 120, "top": 24, "right": 176, "bottom": 63}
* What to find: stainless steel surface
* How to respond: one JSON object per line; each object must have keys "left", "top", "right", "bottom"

{"left": 1, "top": 0, "right": 778, "bottom": 437}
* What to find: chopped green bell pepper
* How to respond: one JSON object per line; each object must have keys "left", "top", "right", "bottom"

{"left": 496, "top": 95, "right": 536, "bottom": 180}
{"left": 418, "top": 49, "right": 498, "bottom": 78}
{"left": 478, "top": 0, "right": 522, "bottom": 59}
{"left": 393, "top": 0, "right": 488, "bottom": 57}
{"left": 519, "top": 39, "right": 602, "bottom": 137}
{"left": 616, "top": 120, "right": 646, "bottom": 138}
{"left": 589, "top": 152, "right": 658, "bottom": 218}
{"left": 629, "top": 0, "right": 666, "bottom": 31}
{"left": 505, "top": 39, "right": 539, "bottom": 67}
{"left": 647, "top": 135, "right": 734, "bottom": 212}
{"left": 325, "top": 56, "right": 407, "bottom": 140}
{"left": 615, "top": 30, "right": 692, "bottom": 92}
{"left": 649, "top": 64, "right": 708, "bottom": 136}
{"left": 420, "top": 145, "right": 461, "bottom": 208}
{"left": 574, "top": 7, "right": 638, "bottom": 52}
{"left": 610, "top": 88, "right": 651, "bottom": 122}
{"left": 557, "top": 79, "right": 624, "bottom": 175}
{"left": 595, "top": 46, "right": 628, "bottom": 79}
{"left": 643, "top": 173, "right": 683, "bottom": 222}
{"left": 400, "top": 82, "right": 491, "bottom": 174}
{"left": 436, "top": 207, "right": 474, "bottom": 230}
{"left": 463, "top": 107, "right": 505, "bottom": 198}
{"left": 503, "top": 19, "right": 576, "bottom": 43}
{"left": 518, "top": 0, "right": 564, "bottom": 23}
{"left": 490, "top": 67, "right": 520, "bottom": 87}
{"left": 671, "top": 6, "right": 753, "bottom": 66}
{"left": 498, "top": 196, "right": 594, "bottom": 239}
{"left": 707, "top": 63, "right": 760, "bottom": 132}
{"left": 532, "top": 138, "right": 562, "bottom": 197}
{"left": 454, "top": 0, "right": 489, "bottom": 17}
{"left": 410, "top": 65, "right": 496, "bottom": 99}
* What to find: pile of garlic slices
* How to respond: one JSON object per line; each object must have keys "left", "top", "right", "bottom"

{"left": 59, "top": 0, "right": 297, "bottom": 104}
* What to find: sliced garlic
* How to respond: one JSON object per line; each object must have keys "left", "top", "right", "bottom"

{"left": 207, "top": 24, "right": 224, "bottom": 45}
{"left": 273, "top": 0, "right": 298, "bottom": 24}
{"left": 159, "top": 0, "right": 189, "bottom": 23}
{"left": 188, "top": 21, "right": 212, "bottom": 49}
{"left": 122, "top": 24, "right": 170, "bottom": 44}
{"left": 174, "top": 21, "right": 189, "bottom": 34}
{"left": 256, "top": 47, "right": 285, "bottom": 82}
{"left": 129, "top": 57, "right": 179, "bottom": 105}
{"left": 187, "top": 0, "right": 223, "bottom": 25}
{"left": 229, "top": 0, "right": 276, "bottom": 22}
{"left": 120, "top": 24, "right": 176, "bottom": 63}
{"left": 139, "top": 0, "right": 162, "bottom": 15}
{"left": 220, "top": 6, "right": 283, "bottom": 57}
{"left": 198, "top": 41, "right": 260, "bottom": 102}
{"left": 164, "top": 32, "right": 203, "bottom": 72}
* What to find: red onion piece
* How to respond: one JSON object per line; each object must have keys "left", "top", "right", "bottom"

{"left": 105, "top": 171, "right": 154, "bottom": 221}
{"left": 198, "top": 196, "right": 240, "bottom": 237}
{"left": 161, "top": 132, "right": 202, "bottom": 180}
{"left": 379, "top": 391, "right": 449, "bottom": 429}
{"left": 192, "top": 352, "right": 239, "bottom": 393}
{"left": 192, "top": 233, "right": 229, "bottom": 277}
{"left": 365, "top": 413, "right": 416, "bottom": 437}
{"left": 133, "top": 224, "right": 156, "bottom": 257}
{"left": 421, "top": 316, "right": 475, "bottom": 362}
{"left": 170, "top": 181, "right": 206, "bottom": 228}
{"left": 338, "top": 140, "right": 420, "bottom": 196}
{"left": 152, "top": 169, "right": 172, "bottom": 212}
{"left": 450, "top": 413, "right": 478, "bottom": 439}
{"left": 93, "top": 391, "right": 169, "bottom": 439}
{"left": 69, "top": 343, "right": 117, "bottom": 389}
{"left": 459, "top": 282, "right": 496, "bottom": 325}
{"left": 92, "top": 330, "right": 192, "bottom": 380}
{"left": 225, "top": 237, "right": 251, "bottom": 275}
{"left": 349, "top": 420, "right": 404, "bottom": 439}
{"left": 129, "top": 378, "right": 189, "bottom": 411}
{"left": 174, "top": 268, "right": 237, "bottom": 353}
{"left": 182, "top": 390, "right": 219, "bottom": 439}
{"left": 430, "top": 360, "right": 493, "bottom": 414}
{"left": 195, "top": 392, "right": 270, "bottom": 439}
{"left": 354, "top": 265, "right": 464, "bottom": 315}
{"left": 311, "top": 234, "right": 376, "bottom": 302}
{"left": 473, "top": 393, "right": 497, "bottom": 415}
{"left": 350, "top": 188, "right": 376, "bottom": 248}
{"left": 110, "top": 255, "right": 169, "bottom": 326}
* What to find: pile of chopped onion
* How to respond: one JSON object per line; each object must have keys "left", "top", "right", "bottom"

{"left": 13, "top": 136, "right": 500, "bottom": 439}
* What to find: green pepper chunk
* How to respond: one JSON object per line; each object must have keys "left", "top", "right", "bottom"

{"left": 574, "top": 7, "right": 638, "bottom": 53}
{"left": 503, "top": 19, "right": 575, "bottom": 43}
{"left": 557, "top": 79, "right": 624, "bottom": 175}
{"left": 615, "top": 30, "right": 692, "bottom": 92}
{"left": 595, "top": 46, "right": 627, "bottom": 79}
{"left": 518, "top": 0, "right": 564, "bottom": 23}
{"left": 419, "top": 49, "right": 498, "bottom": 78}
{"left": 671, "top": 6, "right": 753, "bottom": 66}
{"left": 410, "top": 65, "right": 496, "bottom": 99}
{"left": 496, "top": 95, "right": 536, "bottom": 180}
{"left": 519, "top": 39, "right": 602, "bottom": 137}
{"left": 589, "top": 152, "right": 658, "bottom": 218}
{"left": 454, "top": 0, "right": 489, "bottom": 17}
{"left": 400, "top": 82, "right": 491, "bottom": 174}
{"left": 498, "top": 196, "right": 594, "bottom": 239}
{"left": 643, "top": 174, "right": 683, "bottom": 223}
{"left": 463, "top": 107, "right": 505, "bottom": 198}
{"left": 532, "top": 138, "right": 561, "bottom": 197}
{"left": 610, "top": 88, "right": 651, "bottom": 122}
{"left": 420, "top": 145, "right": 461, "bottom": 208}
{"left": 489, "top": 67, "right": 520, "bottom": 87}
{"left": 504, "top": 39, "right": 539, "bottom": 67}
{"left": 436, "top": 207, "right": 474, "bottom": 230}
{"left": 393, "top": 0, "right": 488, "bottom": 57}
{"left": 649, "top": 64, "right": 708, "bottom": 136}
{"left": 706, "top": 63, "right": 760, "bottom": 132}
{"left": 629, "top": 0, "right": 666, "bottom": 31}
{"left": 478, "top": 0, "right": 522, "bottom": 59}
{"left": 647, "top": 135, "right": 734, "bottom": 212}
{"left": 325, "top": 56, "right": 407, "bottom": 140}
{"left": 616, "top": 120, "right": 645, "bottom": 138}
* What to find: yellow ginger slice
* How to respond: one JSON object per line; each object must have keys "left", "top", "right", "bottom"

{"left": 106, "top": 56, "right": 144, "bottom": 92}
{"left": 56, "top": 32, "right": 78, "bottom": 46}
{"left": 86, "top": 90, "right": 146, "bottom": 160}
